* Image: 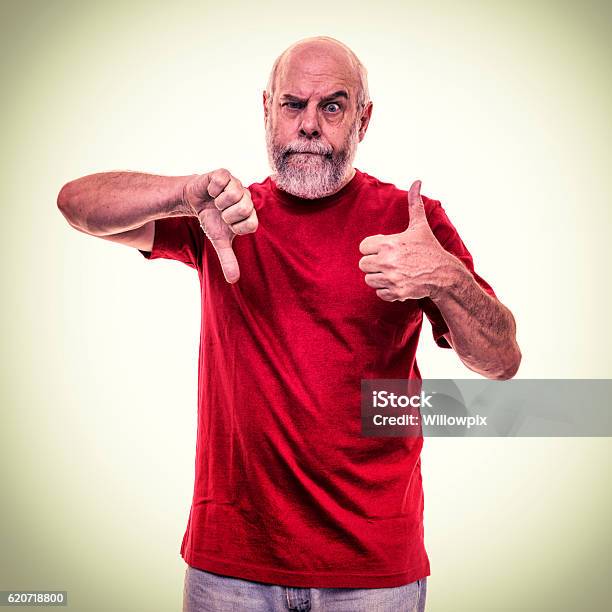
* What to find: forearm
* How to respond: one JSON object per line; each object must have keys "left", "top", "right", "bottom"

{"left": 57, "top": 171, "right": 197, "bottom": 235}
{"left": 431, "top": 261, "right": 522, "bottom": 380}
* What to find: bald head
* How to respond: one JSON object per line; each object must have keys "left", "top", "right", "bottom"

{"left": 266, "top": 36, "right": 370, "bottom": 109}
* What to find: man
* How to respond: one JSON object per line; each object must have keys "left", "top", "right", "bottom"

{"left": 58, "top": 36, "right": 521, "bottom": 612}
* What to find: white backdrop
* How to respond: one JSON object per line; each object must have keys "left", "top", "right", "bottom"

{"left": 1, "top": 1, "right": 610, "bottom": 610}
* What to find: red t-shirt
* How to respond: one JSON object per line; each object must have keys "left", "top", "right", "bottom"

{"left": 139, "top": 169, "right": 496, "bottom": 588}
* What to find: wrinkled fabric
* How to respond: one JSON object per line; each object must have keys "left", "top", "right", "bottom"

{"left": 139, "top": 169, "right": 496, "bottom": 588}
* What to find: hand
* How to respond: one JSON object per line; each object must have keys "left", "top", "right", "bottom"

{"left": 358, "top": 180, "right": 460, "bottom": 301}
{"left": 183, "top": 169, "right": 258, "bottom": 283}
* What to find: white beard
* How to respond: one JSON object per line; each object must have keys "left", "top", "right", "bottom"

{"left": 265, "top": 117, "right": 360, "bottom": 199}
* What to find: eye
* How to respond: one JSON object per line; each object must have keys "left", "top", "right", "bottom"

{"left": 323, "top": 102, "right": 341, "bottom": 113}
{"left": 282, "top": 101, "right": 304, "bottom": 110}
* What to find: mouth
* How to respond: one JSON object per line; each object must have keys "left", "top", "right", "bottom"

{"left": 285, "top": 151, "right": 333, "bottom": 161}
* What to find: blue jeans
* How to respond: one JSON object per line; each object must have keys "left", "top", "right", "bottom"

{"left": 183, "top": 565, "right": 427, "bottom": 612}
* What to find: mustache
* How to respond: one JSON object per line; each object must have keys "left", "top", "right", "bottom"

{"left": 281, "top": 141, "right": 334, "bottom": 159}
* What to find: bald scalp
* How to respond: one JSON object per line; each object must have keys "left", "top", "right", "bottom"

{"left": 266, "top": 36, "right": 369, "bottom": 109}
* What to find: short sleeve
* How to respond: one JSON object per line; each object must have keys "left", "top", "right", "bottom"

{"left": 138, "top": 216, "right": 204, "bottom": 270}
{"left": 418, "top": 197, "right": 497, "bottom": 349}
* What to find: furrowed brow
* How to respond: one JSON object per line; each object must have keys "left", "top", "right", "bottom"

{"left": 321, "top": 90, "right": 349, "bottom": 102}
{"left": 279, "top": 90, "right": 350, "bottom": 103}
{"left": 280, "top": 94, "right": 306, "bottom": 103}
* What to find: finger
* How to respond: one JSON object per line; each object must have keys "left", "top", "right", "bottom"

{"left": 214, "top": 180, "right": 245, "bottom": 212}
{"left": 210, "top": 237, "right": 240, "bottom": 284}
{"left": 407, "top": 179, "right": 427, "bottom": 227}
{"left": 221, "top": 192, "right": 254, "bottom": 224}
{"left": 358, "top": 234, "right": 387, "bottom": 255}
{"left": 207, "top": 168, "right": 232, "bottom": 199}
{"left": 364, "top": 273, "right": 390, "bottom": 289}
{"left": 358, "top": 254, "right": 381, "bottom": 273}
{"left": 230, "top": 209, "right": 259, "bottom": 235}
{"left": 376, "top": 288, "right": 396, "bottom": 301}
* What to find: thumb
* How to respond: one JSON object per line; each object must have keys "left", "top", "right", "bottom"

{"left": 210, "top": 235, "right": 240, "bottom": 284}
{"left": 407, "top": 179, "right": 427, "bottom": 228}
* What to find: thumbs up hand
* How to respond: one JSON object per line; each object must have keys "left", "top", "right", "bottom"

{"left": 358, "top": 180, "right": 461, "bottom": 302}
{"left": 183, "top": 169, "right": 258, "bottom": 284}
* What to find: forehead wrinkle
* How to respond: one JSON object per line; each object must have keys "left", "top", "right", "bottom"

{"left": 276, "top": 45, "right": 359, "bottom": 94}
{"left": 280, "top": 82, "right": 352, "bottom": 98}
{"left": 278, "top": 72, "right": 356, "bottom": 103}
{"left": 266, "top": 37, "right": 370, "bottom": 109}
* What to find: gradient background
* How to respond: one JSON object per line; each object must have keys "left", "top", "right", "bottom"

{"left": 1, "top": 0, "right": 611, "bottom": 610}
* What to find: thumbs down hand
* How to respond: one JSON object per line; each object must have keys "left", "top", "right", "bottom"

{"left": 183, "top": 168, "right": 258, "bottom": 284}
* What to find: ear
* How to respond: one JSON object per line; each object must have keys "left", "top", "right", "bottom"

{"left": 358, "top": 101, "right": 373, "bottom": 142}
{"left": 263, "top": 90, "right": 270, "bottom": 126}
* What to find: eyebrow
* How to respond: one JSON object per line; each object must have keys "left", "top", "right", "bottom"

{"left": 280, "top": 90, "right": 349, "bottom": 103}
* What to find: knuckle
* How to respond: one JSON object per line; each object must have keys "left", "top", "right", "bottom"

{"left": 232, "top": 196, "right": 251, "bottom": 215}
{"left": 377, "top": 257, "right": 391, "bottom": 270}
{"left": 240, "top": 202, "right": 254, "bottom": 217}
{"left": 211, "top": 168, "right": 230, "bottom": 185}
{"left": 240, "top": 219, "right": 257, "bottom": 233}
{"left": 242, "top": 197, "right": 254, "bottom": 213}
{"left": 225, "top": 188, "right": 243, "bottom": 204}
{"left": 215, "top": 193, "right": 238, "bottom": 212}
{"left": 386, "top": 255, "right": 398, "bottom": 268}
{"left": 222, "top": 204, "right": 246, "bottom": 223}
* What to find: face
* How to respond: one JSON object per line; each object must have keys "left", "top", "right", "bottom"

{"left": 264, "top": 43, "right": 372, "bottom": 199}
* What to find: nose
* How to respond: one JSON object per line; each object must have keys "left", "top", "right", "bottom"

{"left": 298, "top": 104, "right": 321, "bottom": 138}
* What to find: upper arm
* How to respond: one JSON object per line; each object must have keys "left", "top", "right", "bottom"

{"left": 136, "top": 216, "right": 203, "bottom": 269}
{"left": 95, "top": 221, "right": 155, "bottom": 252}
